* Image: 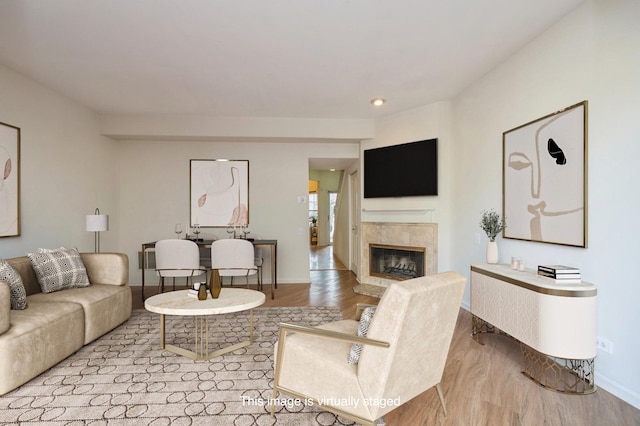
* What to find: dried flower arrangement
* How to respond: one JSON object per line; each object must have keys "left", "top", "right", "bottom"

{"left": 480, "top": 209, "right": 506, "bottom": 242}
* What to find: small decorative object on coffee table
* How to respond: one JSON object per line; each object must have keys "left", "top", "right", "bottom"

{"left": 197, "top": 282, "right": 207, "bottom": 300}
{"left": 210, "top": 269, "right": 222, "bottom": 298}
{"left": 480, "top": 209, "right": 506, "bottom": 264}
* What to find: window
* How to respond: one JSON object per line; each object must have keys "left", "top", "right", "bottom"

{"left": 329, "top": 192, "right": 337, "bottom": 243}
{"left": 309, "top": 193, "right": 318, "bottom": 226}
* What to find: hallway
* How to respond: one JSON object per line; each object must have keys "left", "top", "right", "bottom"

{"left": 309, "top": 245, "right": 347, "bottom": 271}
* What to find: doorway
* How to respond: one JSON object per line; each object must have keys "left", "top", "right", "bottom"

{"left": 309, "top": 158, "right": 359, "bottom": 272}
{"left": 308, "top": 158, "right": 357, "bottom": 272}
{"left": 308, "top": 190, "right": 345, "bottom": 270}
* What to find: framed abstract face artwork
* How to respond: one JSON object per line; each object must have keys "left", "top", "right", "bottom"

{"left": 503, "top": 101, "right": 587, "bottom": 247}
{"left": 0, "top": 122, "right": 20, "bottom": 238}
{"left": 190, "top": 159, "right": 249, "bottom": 227}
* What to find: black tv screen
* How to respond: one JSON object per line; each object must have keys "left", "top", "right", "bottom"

{"left": 364, "top": 138, "right": 438, "bottom": 198}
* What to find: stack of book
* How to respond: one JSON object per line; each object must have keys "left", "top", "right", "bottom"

{"left": 537, "top": 265, "right": 581, "bottom": 283}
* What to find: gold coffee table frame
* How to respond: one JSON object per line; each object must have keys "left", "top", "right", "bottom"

{"left": 145, "top": 288, "right": 266, "bottom": 361}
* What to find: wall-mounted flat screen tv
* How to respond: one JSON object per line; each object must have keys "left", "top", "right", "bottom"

{"left": 364, "top": 138, "right": 438, "bottom": 198}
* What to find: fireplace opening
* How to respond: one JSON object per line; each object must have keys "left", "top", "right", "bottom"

{"left": 369, "top": 244, "right": 425, "bottom": 281}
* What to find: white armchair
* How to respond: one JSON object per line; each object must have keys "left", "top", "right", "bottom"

{"left": 272, "top": 271, "right": 466, "bottom": 425}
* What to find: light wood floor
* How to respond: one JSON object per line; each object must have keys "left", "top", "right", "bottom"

{"left": 132, "top": 246, "right": 640, "bottom": 426}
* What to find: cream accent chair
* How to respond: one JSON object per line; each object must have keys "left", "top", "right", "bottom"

{"left": 272, "top": 271, "right": 466, "bottom": 425}
{"left": 210, "top": 239, "right": 258, "bottom": 288}
{"left": 155, "top": 239, "right": 207, "bottom": 293}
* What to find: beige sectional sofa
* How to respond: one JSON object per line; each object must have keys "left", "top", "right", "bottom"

{"left": 0, "top": 252, "right": 132, "bottom": 395}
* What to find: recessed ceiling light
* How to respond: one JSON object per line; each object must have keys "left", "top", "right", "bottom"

{"left": 370, "top": 98, "right": 386, "bottom": 106}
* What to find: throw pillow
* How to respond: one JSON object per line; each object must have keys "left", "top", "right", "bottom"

{"left": 28, "top": 247, "right": 90, "bottom": 293}
{"left": 0, "top": 259, "right": 28, "bottom": 310}
{"left": 347, "top": 306, "right": 377, "bottom": 365}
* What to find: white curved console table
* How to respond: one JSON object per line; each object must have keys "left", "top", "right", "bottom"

{"left": 470, "top": 263, "right": 597, "bottom": 394}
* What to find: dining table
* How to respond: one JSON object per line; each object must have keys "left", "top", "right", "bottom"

{"left": 140, "top": 238, "right": 277, "bottom": 300}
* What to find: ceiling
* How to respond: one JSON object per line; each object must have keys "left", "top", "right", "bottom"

{"left": 0, "top": 0, "right": 584, "bottom": 120}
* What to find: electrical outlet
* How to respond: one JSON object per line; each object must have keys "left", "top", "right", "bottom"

{"left": 597, "top": 337, "right": 613, "bottom": 354}
{"left": 474, "top": 233, "right": 481, "bottom": 245}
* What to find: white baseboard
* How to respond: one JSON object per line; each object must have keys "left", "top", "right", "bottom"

{"left": 595, "top": 373, "right": 640, "bottom": 410}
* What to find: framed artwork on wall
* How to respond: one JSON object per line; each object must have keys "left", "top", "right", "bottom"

{"left": 0, "top": 121, "right": 20, "bottom": 238}
{"left": 190, "top": 159, "right": 249, "bottom": 227}
{"left": 503, "top": 101, "right": 588, "bottom": 247}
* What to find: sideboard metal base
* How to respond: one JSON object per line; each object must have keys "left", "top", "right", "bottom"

{"left": 472, "top": 315, "right": 596, "bottom": 395}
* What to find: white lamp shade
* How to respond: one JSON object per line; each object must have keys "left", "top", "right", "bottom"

{"left": 86, "top": 214, "right": 109, "bottom": 232}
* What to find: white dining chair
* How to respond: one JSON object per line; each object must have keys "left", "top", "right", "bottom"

{"left": 155, "top": 239, "right": 207, "bottom": 293}
{"left": 210, "top": 239, "right": 258, "bottom": 288}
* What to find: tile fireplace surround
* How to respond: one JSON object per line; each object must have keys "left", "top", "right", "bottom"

{"left": 360, "top": 222, "right": 438, "bottom": 288}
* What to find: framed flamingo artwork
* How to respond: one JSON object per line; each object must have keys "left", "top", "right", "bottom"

{"left": 0, "top": 121, "right": 20, "bottom": 238}
{"left": 190, "top": 159, "right": 249, "bottom": 227}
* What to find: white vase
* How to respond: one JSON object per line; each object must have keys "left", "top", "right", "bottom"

{"left": 486, "top": 241, "right": 499, "bottom": 264}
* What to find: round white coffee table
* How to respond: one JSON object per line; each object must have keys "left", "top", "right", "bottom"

{"left": 145, "top": 288, "right": 266, "bottom": 361}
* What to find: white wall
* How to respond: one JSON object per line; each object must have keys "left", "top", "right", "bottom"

{"left": 450, "top": 1, "right": 640, "bottom": 407}
{"left": 332, "top": 169, "right": 350, "bottom": 268}
{"left": 361, "top": 101, "right": 453, "bottom": 275}
{"left": 0, "top": 65, "right": 118, "bottom": 258}
{"left": 115, "top": 140, "right": 359, "bottom": 285}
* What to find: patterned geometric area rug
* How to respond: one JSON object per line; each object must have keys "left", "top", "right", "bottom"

{"left": 0, "top": 307, "right": 356, "bottom": 425}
